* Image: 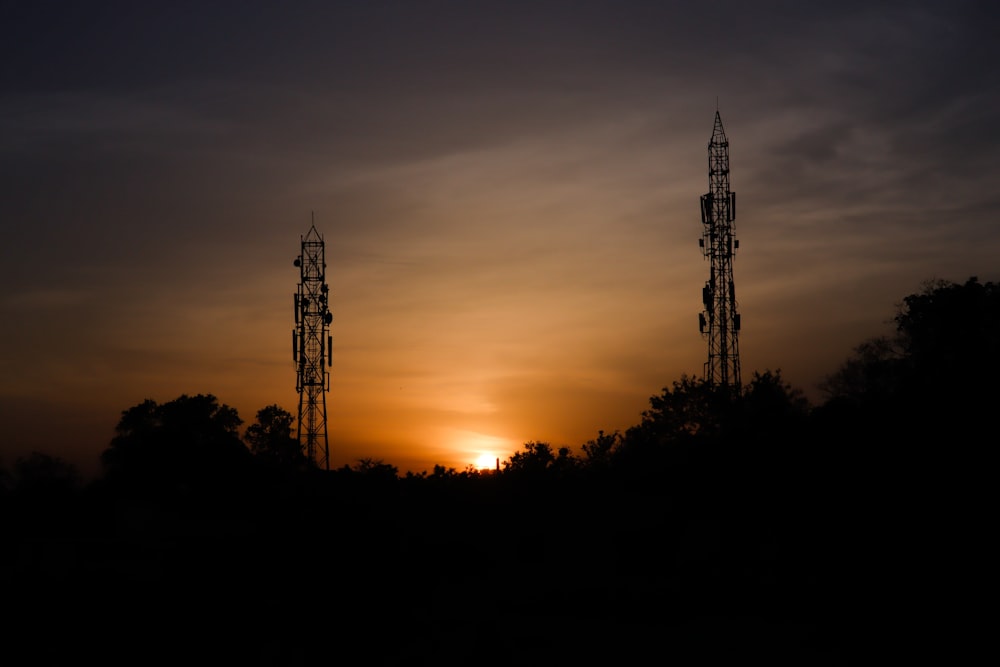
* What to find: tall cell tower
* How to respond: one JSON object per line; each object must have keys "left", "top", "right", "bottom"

{"left": 293, "top": 219, "right": 333, "bottom": 469}
{"left": 698, "top": 110, "right": 742, "bottom": 390}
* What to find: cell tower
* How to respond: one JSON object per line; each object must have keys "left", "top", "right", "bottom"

{"left": 698, "top": 110, "right": 742, "bottom": 390}
{"left": 293, "top": 218, "right": 333, "bottom": 469}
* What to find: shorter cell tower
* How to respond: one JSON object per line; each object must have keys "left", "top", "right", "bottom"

{"left": 698, "top": 110, "right": 742, "bottom": 390}
{"left": 293, "top": 217, "right": 333, "bottom": 469}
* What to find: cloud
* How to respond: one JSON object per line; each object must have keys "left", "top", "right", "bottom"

{"left": 2, "top": 1, "right": 999, "bottom": 476}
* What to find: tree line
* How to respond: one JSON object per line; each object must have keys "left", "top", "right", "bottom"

{"left": 2, "top": 275, "right": 996, "bottom": 496}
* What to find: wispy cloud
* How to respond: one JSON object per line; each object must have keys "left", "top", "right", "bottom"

{"left": 1, "top": 1, "right": 998, "bottom": 475}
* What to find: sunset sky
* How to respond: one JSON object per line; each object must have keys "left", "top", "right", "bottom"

{"left": 2, "top": 1, "right": 998, "bottom": 479}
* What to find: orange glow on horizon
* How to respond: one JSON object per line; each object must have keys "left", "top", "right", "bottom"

{"left": 446, "top": 430, "right": 513, "bottom": 471}
{"left": 474, "top": 452, "right": 499, "bottom": 470}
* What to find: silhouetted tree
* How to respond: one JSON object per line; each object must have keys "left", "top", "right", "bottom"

{"left": 351, "top": 457, "right": 399, "bottom": 481}
{"left": 100, "top": 393, "right": 250, "bottom": 495}
{"left": 819, "top": 335, "right": 904, "bottom": 406}
{"left": 895, "top": 277, "right": 1000, "bottom": 393}
{"left": 620, "top": 375, "right": 731, "bottom": 469}
{"left": 737, "top": 369, "right": 811, "bottom": 436}
{"left": 615, "top": 370, "right": 811, "bottom": 490}
{"left": 580, "top": 430, "right": 622, "bottom": 468}
{"left": 813, "top": 278, "right": 1000, "bottom": 605}
{"left": 429, "top": 464, "right": 458, "bottom": 479}
{"left": 503, "top": 441, "right": 556, "bottom": 475}
{"left": 724, "top": 370, "right": 814, "bottom": 503}
{"left": 818, "top": 276, "right": 999, "bottom": 439}
{"left": 244, "top": 404, "right": 310, "bottom": 468}
{"left": 552, "top": 445, "right": 581, "bottom": 478}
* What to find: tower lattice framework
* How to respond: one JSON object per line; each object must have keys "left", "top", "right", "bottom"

{"left": 698, "top": 110, "right": 741, "bottom": 389}
{"left": 293, "top": 221, "right": 332, "bottom": 469}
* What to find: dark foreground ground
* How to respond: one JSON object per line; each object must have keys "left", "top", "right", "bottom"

{"left": 5, "top": 466, "right": 887, "bottom": 665}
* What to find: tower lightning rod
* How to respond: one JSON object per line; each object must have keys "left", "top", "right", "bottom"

{"left": 293, "top": 213, "right": 333, "bottom": 469}
{"left": 698, "top": 110, "right": 742, "bottom": 390}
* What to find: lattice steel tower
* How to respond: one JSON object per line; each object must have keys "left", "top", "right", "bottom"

{"left": 698, "top": 110, "right": 741, "bottom": 389}
{"left": 293, "top": 220, "right": 332, "bottom": 469}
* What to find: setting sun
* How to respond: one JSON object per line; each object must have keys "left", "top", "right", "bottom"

{"left": 475, "top": 453, "right": 499, "bottom": 470}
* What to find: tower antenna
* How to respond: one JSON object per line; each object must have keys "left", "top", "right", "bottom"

{"left": 698, "top": 110, "right": 742, "bottom": 389}
{"left": 293, "top": 217, "right": 332, "bottom": 469}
